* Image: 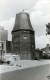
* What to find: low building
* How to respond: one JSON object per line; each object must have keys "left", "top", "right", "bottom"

{"left": 0, "top": 41, "right": 12, "bottom": 59}
{"left": 0, "top": 26, "right": 8, "bottom": 41}
{"left": 41, "top": 44, "right": 50, "bottom": 58}
{"left": 0, "top": 27, "right": 12, "bottom": 59}
{"left": 0, "top": 27, "right": 8, "bottom": 58}
{"left": 35, "top": 49, "right": 43, "bottom": 59}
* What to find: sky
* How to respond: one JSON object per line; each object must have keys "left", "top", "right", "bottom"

{"left": 0, "top": 0, "right": 50, "bottom": 49}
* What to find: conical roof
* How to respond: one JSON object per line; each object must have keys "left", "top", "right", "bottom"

{"left": 12, "top": 12, "right": 33, "bottom": 32}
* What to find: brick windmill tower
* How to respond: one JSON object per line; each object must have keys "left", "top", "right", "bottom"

{"left": 12, "top": 11, "right": 35, "bottom": 60}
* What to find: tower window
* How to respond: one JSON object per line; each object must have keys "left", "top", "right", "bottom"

{"left": 24, "top": 36, "right": 27, "bottom": 39}
{"left": 24, "top": 31, "right": 26, "bottom": 32}
{"left": 32, "top": 45, "right": 34, "bottom": 47}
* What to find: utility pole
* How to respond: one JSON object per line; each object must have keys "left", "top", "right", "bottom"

{"left": 46, "top": 23, "right": 50, "bottom": 35}
{"left": 46, "top": 23, "right": 50, "bottom": 44}
{"left": 0, "top": 41, "right": 3, "bottom": 60}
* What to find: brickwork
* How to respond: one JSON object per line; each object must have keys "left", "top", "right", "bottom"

{"left": 12, "top": 12, "right": 35, "bottom": 60}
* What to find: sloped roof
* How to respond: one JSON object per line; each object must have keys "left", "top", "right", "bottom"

{"left": 12, "top": 12, "right": 34, "bottom": 32}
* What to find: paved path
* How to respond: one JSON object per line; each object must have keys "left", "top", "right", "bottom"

{"left": 0, "top": 64, "right": 50, "bottom": 80}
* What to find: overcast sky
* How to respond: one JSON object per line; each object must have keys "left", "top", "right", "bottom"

{"left": 0, "top": 0, "right": 50, "bottom": 49}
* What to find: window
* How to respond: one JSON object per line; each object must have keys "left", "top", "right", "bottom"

{"left": 24, "top": 36, "right": 27, "bottom": 39}
{"left": 24, "top": 31, "right": 26, "bottom": 32}
{"left": 32, "top": 45, "right": 34, "bottom": 48}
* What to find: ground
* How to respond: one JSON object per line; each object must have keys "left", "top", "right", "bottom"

{"left": 0, "top": 60, "right": 50, "bottom": 80}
